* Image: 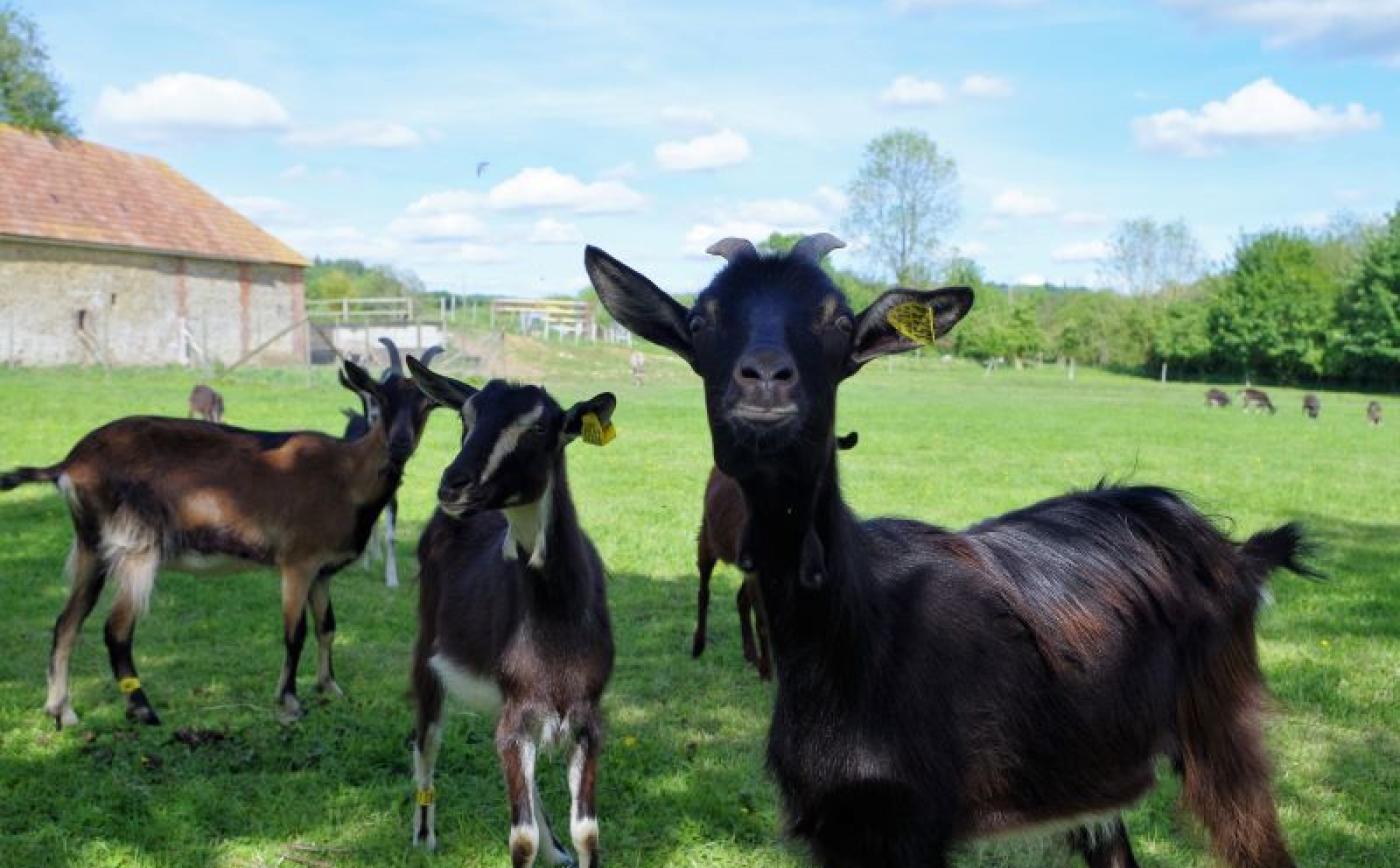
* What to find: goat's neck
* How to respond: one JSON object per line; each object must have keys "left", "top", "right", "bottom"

{"left": 344, "top": 421, "right": 402, "bottom": 505}
{"left": 501, "top": 452, "right": 587, "bottom": 593}
{"left": 737, "top": 442, "right": 882, "bottom": 681}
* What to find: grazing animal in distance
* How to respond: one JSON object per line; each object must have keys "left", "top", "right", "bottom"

{"left": 188, "top": 384, "right": 224, "bottom": 423}
{"left": 587, "top": 232, "right": 1314, "bottom": 868}
{"left": 694, "top": 431, "right": 858, "bottom": 681}
{"left": 1205, "top": 388, "right": 1231, "bottom": 408}
{"left": 0, "top": 360, "right": 441, "bottom": 728}
{"left": 405, "top": 356, "right": 615, "bottom": 867}
{"left": 342, "top": 338, "right": 445, "bottom": 587}
{"left": 1366, "top": 400, "right": 1382, "bottom": 426}
{"left": 629, "top": 350, "right": 646, "bottom": 386}
{"left": 1302, "top": 393, "right": 1320, "bottom": 419}
{"left": 1242, "top": 387, "right": 1277, "bottom": 414}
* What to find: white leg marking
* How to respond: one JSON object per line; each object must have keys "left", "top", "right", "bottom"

{"left": 568, "top": 741, "right": 598, "bottom": 868}
{"left": 412, "top": 721, "right": 442, "bottom": 850}
{"left": 383, "top": 509, "right": 399, "bottom": 587}
{"left": 509, "top": 739, "right": 541, "bottom": 867}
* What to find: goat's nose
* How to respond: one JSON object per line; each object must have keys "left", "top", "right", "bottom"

{"left": 734, "top": 349, "right": 798, "bottom": 388}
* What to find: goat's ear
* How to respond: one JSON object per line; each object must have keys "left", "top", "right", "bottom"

{"left": 584, "top": 246, "right": 693, "bottom": 365}
{"left": 406, "top": 355, "right": 476, "bottom": 410}
{"left": 848, "top": 286, "right": 973, "bottom": 372}
{"left": 563, "top": 392, "right": 618, "bottom": 447}
{"left": 340, "top": 360, "right": 383, "bottom": 400}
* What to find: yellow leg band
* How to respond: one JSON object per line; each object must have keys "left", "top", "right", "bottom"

{"left": 118, "top": 676, "right": 142, "bottom": 695}
{"left": 416, "top": 787, "right": 436, "bottom": 807}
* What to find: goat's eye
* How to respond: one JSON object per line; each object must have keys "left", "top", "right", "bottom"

{"left": 688, "top": 314, "right": 707, "bottom": 334}
{"left": 834, "top": 315, "right": 854, "bottom": 334}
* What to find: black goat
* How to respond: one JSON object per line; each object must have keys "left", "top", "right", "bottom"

{"left": 1204, "top": 388, "right": 1230, "bottom": 408}
{"left": 341, "top": 339, "right": 443, "bottom": 587}
{"left": 587, "top": 233, "right": 1313, "bottom": 868}
{"left": 405, "top": 357, "right": 616, "bottom": 868}
{"left": 694, "top": 431, "right": 857, "bottom": 681}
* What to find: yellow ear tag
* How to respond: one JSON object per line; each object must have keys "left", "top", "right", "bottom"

{"left": 580, "top": 412, "right": 616, "bottom": 446}
{"left": 416, "top": 787, "right": 436, "bottom": 807}
{"left": 118, "top": 676, "right": 142, "bottom": 695}
{"left": 886, "top": 302, "right": 938, "bottom": 345}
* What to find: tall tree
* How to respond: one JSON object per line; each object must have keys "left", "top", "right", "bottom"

{"left": 1208, "top": 231, "right": 1339, "bottom": 382}
{"left": 1333, "top": 207, "right": 1400, "bottom": 385}
{"left": 844, "top": 129, "right": 959, "bottom": 286}
{"left": 0, "top": 4, "right": 76, "bottom": 135}
{"left": 1102, "top": 218, "right": 1203, "bottom": 295}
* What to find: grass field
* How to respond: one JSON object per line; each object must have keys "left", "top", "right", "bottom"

{"left": 0, "top": 338, "right": 1395, "bottom": 867}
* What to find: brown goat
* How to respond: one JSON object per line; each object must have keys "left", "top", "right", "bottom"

{"left": 1302, "top": 393, "right": 1320, "bottom": 419}
{"left": 1241, "top": 387, "right": 1277, "bottom": 414}
{"left": 1204, "top": 388, "right": 1230, "bottom": 408}
{"left": 1, "top": 361, "right": 438, "bottom": 728}
{"left": 187, "top": 384, "right": 224, "bottom": 423}
{"left": 1367, "top": 400, "right": 1382, "bottom": 426}
{"left": 694, "top": 431, "right": 857, "bottom": 681}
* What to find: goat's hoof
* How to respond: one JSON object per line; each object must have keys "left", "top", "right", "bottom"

{"left": 46, "top": 703, "right": 79, "bottom": 730}
{"left": 690, "top": 637, "right": 705, "bottom": 658}
{"left": 317, "top": 679, "right": 345, "bottom": 698}
{"left": 412, "top": 832, "right": 438, "bottom": 851}
{"left": 126, "top": 704, "right": 162, "bottom": 726}
{"left": 277, "top": 694, "right": 304, "bottom": 723}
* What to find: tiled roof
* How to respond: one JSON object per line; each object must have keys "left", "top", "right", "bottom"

{"left": 0, "top": 125, "right": 307, "bottom": 267}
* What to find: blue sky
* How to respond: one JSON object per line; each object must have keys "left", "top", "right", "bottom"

{"left": 33, "top": 0, "right": 1400, "bottom": 295}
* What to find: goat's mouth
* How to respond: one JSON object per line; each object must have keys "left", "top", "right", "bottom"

{"left": 438, "top": 497, "right": 481, "bottom": 518}
{"left": 730, "top": 403, "right": 799, "bottom": 423}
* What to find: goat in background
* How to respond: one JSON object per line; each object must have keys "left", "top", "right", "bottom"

{"left": 188, "top": 384, "right": 224, "bottom": 423}
{"left": 693, "top": 431, "right": 857, "bottom": 681}
{"left": 341, "top": 338, "right": 444, "bottom": 587}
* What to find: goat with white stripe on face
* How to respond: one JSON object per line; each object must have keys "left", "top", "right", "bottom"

{"left": 405, "top": 356, "right": 616, "bottom": 868}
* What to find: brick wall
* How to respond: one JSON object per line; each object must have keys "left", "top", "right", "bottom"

{"left": 0, "top": 239, "right": 304, "bottom": 366}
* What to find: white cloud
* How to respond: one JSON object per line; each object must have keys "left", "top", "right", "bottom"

{"left": 284, "top": 120, "right": 422, "bottom": 149}
{"left": 1133, "top": 77, "right": 1380, "bottom": 157}
{"left": 991, "top": 189, "right": 1057, "bottom": 217}
{"left": 955, "top": 240, "right": 990, "bottom": 256}
{"left": 95, "top": 73, "right": 288, "bottom": 135}
{"left": 1062, "top": 210, "right": 1110, "bottom": 226}
{"left": 458, "top": 243, "right": 510, "bottom": 264}
{"left": 1052, "top": 240, "right": 1110, "bottom": 262}
{"left": 388, "top": 211, "right": 486, "bottom": 243}
{"left": 1164, "top": 0, "right": 1400, "bottom": 64}
{"left": 488, "top": 167, "right": 646, "bottom": 213}
{"left": 1014, "top": 272, "right": 1048, "bottom": 285}
{"left": 879, "top": 75, "right": 948, "bottom": 108}
{"left": 280, "top": 225, "right": 400, "bottom": 260}
{"left": 528, "top": 218, "right": 583, "bottom": 244}
{"left": 814, "top": 185, "right": 849, "bottom": 214}
{"left": 684, "top": 221, "right": 783, "bottom": 254}
{"left": 406, "top": 189, "right": 483, "bottom": 214}
{"left": 736, "top": 198, "right": 827, "bottom": 226}
{"left": 655, "top": 129, "right": 752, "bottom": 171}
{"left": 226, "top": 195, "right": 299, "bottom": 223}
{"left": 661, "top": 105, "right": 717, "bottom": 127}
{"left": 280, "top": 163, "right": 309, "bottom": 181}
{"left": 960, "top": 74, "right": 1014, "bottom": 98}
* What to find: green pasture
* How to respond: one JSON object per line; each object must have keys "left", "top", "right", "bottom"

{"left": 0, "top": 339, "right": 1395, "bottom": 867}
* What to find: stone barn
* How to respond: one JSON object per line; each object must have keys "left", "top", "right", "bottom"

{"left": 0, "top": 124, "right": 309, "bottom": 367}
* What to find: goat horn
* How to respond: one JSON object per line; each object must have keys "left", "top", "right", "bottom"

{"left": 706, "top": 237, "right": 758, "bottom": 263}
{"left": 378, "top": 337, "right": 403, "bottom": 375}
{"left": 419, "top": 345, "right": 444, "bottom": 368}
{"left": 790, "top": 233, "right": 846, "bottom": 266}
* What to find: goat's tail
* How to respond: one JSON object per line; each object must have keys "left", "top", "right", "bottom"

{"left": 0, "top": 464, "right": 63, "bottom": 492}
{"left": 1240, "top": 522, "right": 1323, "bottom": 582}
